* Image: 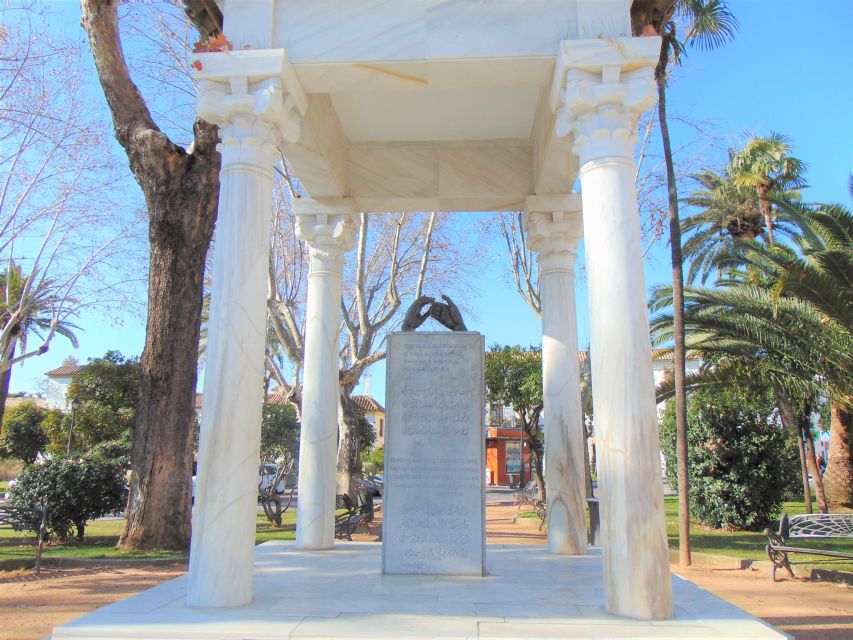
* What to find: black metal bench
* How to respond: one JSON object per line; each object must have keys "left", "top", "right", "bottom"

{"left": 513, "top": 480, "right": 538, "bottom": 509}
{"left": 764, "top": 512, "right": 853, "bottom": 581}
{"left": 334, "top": 493, "right": 371, "bottom": 541}
{"left": 534, "top": 499, "right": 547, "bottom": 530}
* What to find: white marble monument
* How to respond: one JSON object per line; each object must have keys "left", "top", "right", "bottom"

{"left": 51, "top": 2, "right": 787, "bottom": 637}
{"left": 183, "top": 0, "right": 671, "bottom": 620}
{"left": 382, "top": 331, "right": 486, "bottom": 575}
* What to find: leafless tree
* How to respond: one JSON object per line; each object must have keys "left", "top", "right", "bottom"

{"left": 265, "top": 161, "right": 477, "bottom": 495}
{"left": 0, "top": 4, "right": 141, "bottom": 426}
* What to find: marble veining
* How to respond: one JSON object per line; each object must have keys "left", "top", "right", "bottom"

{"left": 274, "top": 0, "right": 580, "bottom": 64}
{"left": 51, "top": 543, "right": 789, "bottom": 639}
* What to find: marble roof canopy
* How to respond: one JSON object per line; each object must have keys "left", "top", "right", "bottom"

{"left": 194, "top": 1, "right": 662, "bottom": 223}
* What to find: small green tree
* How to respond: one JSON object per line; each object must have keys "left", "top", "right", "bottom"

{"left": 46, "top": 351, "right": 141, "bottom": 456}
{"left": 361, "top": 445, "right": 384, "bottom": 474}
{"left": 258, "top": 402, "right": 300, "bottom": 526}
{"left": 9, "top": 457, "right": 127, "bottom": 541}
{"left": 0, "top": 401, "right": 48, "bottom": 464}
{"left": 660, "top": 388, "right": 800, "bottom": 531}
{"left": 484, "top": 345, "right": 544, "bottom": 499}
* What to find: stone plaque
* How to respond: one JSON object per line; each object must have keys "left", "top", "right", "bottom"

{"left": 382, "top": 331, "right": 485, "bottom": 575}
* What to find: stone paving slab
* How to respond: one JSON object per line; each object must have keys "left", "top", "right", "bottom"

{"left": 51, "top": 542, "right": 790, "bottom": 639}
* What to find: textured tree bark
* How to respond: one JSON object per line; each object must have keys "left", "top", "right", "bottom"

{"left": 81, "top": 0, "right": 220, "bottom": 550}
{"left": 0, "top": 341, "right": 16, "bottom": 433}
{"left": 656, "top": 31, "right": 691, "bottom": 567}
{"left": 824, "top": 403, "right": 853, "bottom": 509}
{"left": 336, "top": 390, "right": 365, "bottom": 500}
{"left": 803, "top": 428, "right": 828, "bottom": 514}
{"left": 774, "top": 389, "right": 813, "bottom": 513}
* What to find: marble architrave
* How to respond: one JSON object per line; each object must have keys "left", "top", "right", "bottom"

{"left": 187, "top": 73, "right": 300, "bottom": 608}
{"left": 524, "top": 205, "right": 587, "bottom": 556}
{"left": 552, "top": 37, "right": 673, "bottom": 620}
{"left": 294, "top": 204, "right": 357, "bottom": 550}
{"left": 382, "top": 331, "right": 485, "bottom": 575}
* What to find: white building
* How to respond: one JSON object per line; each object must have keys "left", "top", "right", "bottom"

{"left": 44, "top": 364, "right": 84, "bottom": 410}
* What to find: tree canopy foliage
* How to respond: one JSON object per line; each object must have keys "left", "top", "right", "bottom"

{"left": 0, "top": 400, "right": 48, "bottom": 464}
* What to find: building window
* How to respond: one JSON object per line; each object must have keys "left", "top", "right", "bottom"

{"left": 379, "top": 418, "right": 384, "bottom": 437}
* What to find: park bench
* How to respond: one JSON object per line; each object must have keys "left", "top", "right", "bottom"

{"left": 764, "top": 512, "right": 853, "bottom": 581}
{"left": 534, "top": 499, "right": 547, "bottom": 531}
{"left": 513, "top": 480, "right": 538, "bottom": 509}
{"left": 334, "top": 493, "right": 371, "bottom": 541}
{"left": 0, "top": 504, "right": 40, "bottom": 533}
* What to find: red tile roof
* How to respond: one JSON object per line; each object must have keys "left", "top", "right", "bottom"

{"left": 194, "top": 392, "right": 293, "bottom": 410}
{"left": 45, "top": 364, "right": 85, "bottom": 377}
{"left": 352, "top": 395, "right": 384, "bottom": 413}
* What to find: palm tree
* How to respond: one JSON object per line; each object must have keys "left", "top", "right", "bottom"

{"left": 681, "top": 166, "right": 763, "bottom": 284}
{"left": 730, "top": 132, "right": 808, "bottom": 247}
{"left": 649, "top": 0, "right": 737, "bottom": 567}
{"left": 682, "top": 157, "right": 806, "bottom": 285}
{"left": 652, "top": 197, "right": 853, "bottom": 508}
{"left": 0, "top": 264, "right": 79, "bottom": 429}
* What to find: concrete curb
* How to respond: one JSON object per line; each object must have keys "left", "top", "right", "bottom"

{"left": 0, "top": 556, "right": 187, "bottom": 572}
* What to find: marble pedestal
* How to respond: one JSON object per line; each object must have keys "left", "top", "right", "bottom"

{"left": 51, "top": 542, "right": 789, "bottom": 639}
{"left": 383, "top": 332, "right": 486, "bottom": 575}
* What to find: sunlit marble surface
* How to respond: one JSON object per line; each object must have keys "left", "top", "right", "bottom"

{"left": 525, "top": 209, "right": 588, "bottom": 556}
{"left": 561, "top": 41, "right": 673, "bottom": 619}
{"left": 51, "top": 542, "right": 789, "bottom": 639}
{"left": 294, "top": 210, "right": 357, "bottom": 550}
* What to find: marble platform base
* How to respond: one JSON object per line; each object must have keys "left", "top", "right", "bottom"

{"left": 51, "top": 542, "right": 789, "bottom": 639}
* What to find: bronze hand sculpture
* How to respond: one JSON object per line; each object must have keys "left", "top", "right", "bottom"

{"left": 429, "top": 295, "right": 467, "bottom": 331}
{"left": 402, "top": 294, "right": 467, "bottom": 332}
{"left": 401, "top": 295, "right": 434, "bottom": 331}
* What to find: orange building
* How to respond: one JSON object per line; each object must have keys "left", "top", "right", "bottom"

{"left": 485, "top": 426, "right": 532, "bottom": 487}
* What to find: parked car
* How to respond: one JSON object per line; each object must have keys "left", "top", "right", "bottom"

{"left": 191, "top": 464, "right": 286, "bottom": 502}
{"left": 358, "top": 474, "right": 383, "bottom": 497}
{"left": 258, "top": 463, "right": 286, "bottom": 494}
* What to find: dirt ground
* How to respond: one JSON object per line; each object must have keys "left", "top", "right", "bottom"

{"left": 1, "top": 502, "right": 850, "bottom": 640}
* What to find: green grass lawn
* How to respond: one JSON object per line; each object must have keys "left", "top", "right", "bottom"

{"left": 3, "top": 497, "right": 849, "bottom": 573}
{"left": 663, "top": 496, "right": 853, "bottom": 573}
{"left": 0, "top": 481, "right": 8, "bottom": 495}
{"left": 0, "top": 508, "right": 297, "bottom": 563}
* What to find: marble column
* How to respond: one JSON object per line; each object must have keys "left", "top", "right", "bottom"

{"left": 187, "top": 76, "right": 300, "bottom": 608}
{"left": 294, "top": 207, "right": 356, "bottom": 550}
{"left": 524, "top": 207, "right": 587, "bottom": 556}
{"left": 553, "top": 40, "right": 674, "bottom": 620}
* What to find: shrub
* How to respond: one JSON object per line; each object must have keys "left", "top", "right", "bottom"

{"left": 8, "top": 457, "right": 127, "bottom": 541}
{"left": 87, "top": 431, "right": 132, "bottom": 469}
{"left": 660, "top": 388, "right": 800, "bottom": 531}
{"left": 0, "top": 401, "right": 48, "bottom": 464}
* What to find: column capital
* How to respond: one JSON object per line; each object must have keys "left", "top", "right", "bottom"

{"left": 550, "top": 38, "right": 658, "bottom": 165}
{"left": 195, "top": 50, "right": 307, "bottom": 165}
{"left": 523, "top": 208, "right": 582, "bottom": 274}
{"left": 295, "top": 203, "right": 357, "bottom": 269}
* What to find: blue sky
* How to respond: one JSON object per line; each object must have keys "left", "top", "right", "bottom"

{"left": 10, "top": 1, "right": 853, "bottom": 405}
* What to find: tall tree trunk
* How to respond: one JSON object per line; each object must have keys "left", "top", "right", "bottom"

{"left": 336, "top": 390, "right": 365, "bottom": 500}
{"left": 824, "top": 402, "right": 853, "bottom": 509}
{"left": 803, "top": 427, "right": 829, "bottom": 513}
{"left": 797, "top": 429, "right": 813, "bottom": 513}
{"left": 81, "top": 1, "right": 220, "bottom": 550}
{"left": 774, "top": 388, "right": 812, "bottom": 512}
{"left": 758, "top": 184, "right": 775, "bottom": 247}
{"left": 0, "top": 341, "right": 15, "bottom": 432}
{"left": 526, "top": 428, "right": 546, "bottom": 503}
{"left": 656, "top": 33, "right": 691, "bottom": 566}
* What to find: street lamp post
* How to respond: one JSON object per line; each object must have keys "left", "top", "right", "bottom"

{"left": 66, "top": 397, "right": 81, "bottom": 458}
